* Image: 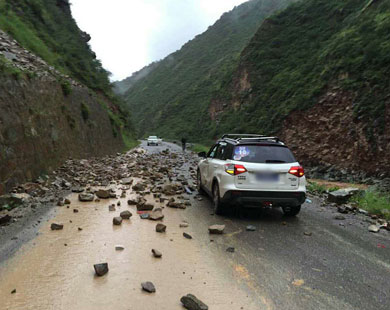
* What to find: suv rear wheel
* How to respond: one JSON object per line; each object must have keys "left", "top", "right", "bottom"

{"left": 213, "top": 182, "right": 225, "bottom": 215}
{"left": 282, "top": 205, "right": 301, "bottom": 217}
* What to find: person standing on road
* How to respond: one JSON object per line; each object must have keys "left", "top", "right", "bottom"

{"left": 181, "top": 137, "right": 187, "bottom": 152}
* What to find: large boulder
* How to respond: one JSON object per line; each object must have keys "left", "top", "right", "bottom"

{"left": 0, "top": 193, "right": 30, "bottom": 210}
{"left": 95, "top": 189, "right": 111, "bottom": 199}
{"left": 78, "top": 193, "right": 94, "bottom": 202}
{"left": 327, "top": 188, "right": 361, "bottom": 204}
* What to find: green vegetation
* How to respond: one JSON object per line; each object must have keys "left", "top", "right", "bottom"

{"left": 0, "top": 0, "right": 112, "bottom": 93}
{"left": 121, "top": 0, "right": 294, "bottom": 142}
{"left": 217, "top": 0, "right": 390, "bottom": 139}
{"left": 352, "top": 190, "right": 390, "bottom": 220}
{"left": 60, "top": 80, "right": 72, "bottom": 97}
{"left": 80, "top": 102, "right": 90, "bottom": 121}
{"left": 0, "top": 55, "right": 23, "bottom": 79}
{"left": 190, "top": 144, "right": 211, "bottom": 154}
{"left": 307, "top": 181, "right": 340, "bottom": 194}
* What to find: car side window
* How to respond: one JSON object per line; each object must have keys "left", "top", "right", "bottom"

{"left": 215, "top": 142, "right": 227, "bottom": 160}
{"left": 207, "top": 145, "right": 219, "bottom": 158}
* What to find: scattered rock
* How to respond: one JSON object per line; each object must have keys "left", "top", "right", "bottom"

{"left": 115, "top": 245, "right": 125, "bottom": 251}
{"left": 226, "top": 247, "right": 235, "bottom": 253}
{"left": 50, "top": 223, "right": 63, "bottom": 230}
{"left": 328, "top": 188, "right": 360, "bottom": 205}
{"left": 127, "top": 199, "right": 137, "bottom": 205}
{"left": 183, "top": 232, "right": 192, "bottom": 239}
{"left": 156, "top": 223, "right": 167, "bottom": 233}
{"left": 78, "top": 193, "right": 94, "bottom": 202}
{"left": 109, "top": 205, "right": 116, "bottom": 211}
{"left": 304, "top": 232, "right": 312, "bottom": 236}
{"left": 334, "top": 215, "right": 346, "bottom": 220}
{"left": 152, "top": 249, "right": 162, "bottom": 258}
{"left": 358, "top": 209, "right": 368, "bottom": 215}
{"left": 141, "top": 281, "right": 156, "bottom": 293}
{"left": 149, "top": 209, "right": 164, "bottom": 221}
{"left": 64, "top": 198, "right": 71, "bottom": 205}
{"left": 11, "top": 289, "right": 16, "bottom": 294}
{"left": 337, "top": 206, "right": 348, "bottom": 214}
{"left": 246, "top": 225, "right": 256, "bottom": 231}
{"left": 137, "top": 203, "right": 154, "bottom": 211}
{"left": 180, "top": 222, "right": 189, "bottom": 228}
{"left": 73, "top": 208, "right": 79, "bottom": 213}
{"left": 120, "top": 210, "right": 132, "bottom": 219}
{"left": 208, "top": 224, "right": 225, "bottom": 234}
{"left": 113, "top": 217, "right": 123, "bottom": 225}
{"left": 95, "top": 189, "right": 111, "bottom": 199}
{"left": 0, "top": 214, "right": 12, "bottom": 225}
{"left": 180, "top": 294, "right": 208, "bottom": 310}
{"left": 368, "top": 225, "right": 380, "bottom": 233}
{"left": 94, "top": 263, "right": 109, "bottom": 276}
{"left": 132, "top": 183, "right": 146, "bottom": 192}
{"left": 121, "top": 178, "right": 132, "bottom": 185}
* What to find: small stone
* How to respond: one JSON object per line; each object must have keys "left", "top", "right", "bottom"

{"left": 304, "top": 232, "right": 312, "bottom": 236}
{"left": 149, "top": 209, "right": 164, "bottom": 221}
{"left": 94, "top": 263, "right": 109, "bottom": 276}
{"left": 334, "top": 215, "right": 346, "bottom": 220}
{"left": 368, "top": 225, "right": 380, "bottom": 233}
{"left": 137, "top": 203, "right": 154, "bottom": 211}
{"left": 11, "top": 289, "right": 16, "bottom": 294}
{"left": 141, "top": 281, "right": 156, "bottom": 293}
{"left": 358, "top": 209, "right": 368, "bottom": 215}
{"left": 120, "top": 210, "right": 132, "bottom": 219}
{"left": 78, "top": 227, "right": 83, "bottom": 231}
{"left": 152, "top": 249, "right": 162, "bottom": 258}
{"left": 226, "top": 247, "right": 235, "bottom": 253}
{"left": 113, "top": 217, "right": 123, "bottom": 225}
{"left": 140, "top": 213, "right": 150, "bottom": 219}
{"left": 109, "top": 204, "right": 116, "bottom": 211}
{"left": 180, "top": 222, "right": 189, "bottom": 228}
{"left": 183, "top": 232, "right": 192, "bottom": 239}
{"left": 64, "top": 198, "right": 71, "bottom": 205}
{"left": 208, "top": 224, "right": 225, "bottom": 234}
{"left": 95, "top": 189, "right": 111, "bottom": 199}
{"left": 115, "top": 245, "right": 125, "bottom": 251}
{"left": 78, "top": 193, "right": 94, "bottom": 202}
{"left": 181, "top": 294, "right": 208, "bottom": 310}
{"left": 127, "top": 199, "right": 137, "bottom": 205}
{"left": 337, "top": 206, "right": 348, "bottom": 214}
{"left": 51, "top": 223, "right": 63, "bottom": 230}
{"left": 246, "top": 225, "right": 256, "bottom": 231}
{"left": 73, "top": 209, "right": 79, "bottom": 213}
{"left": 156, "top": 223, "right": 167, "bottom": 233}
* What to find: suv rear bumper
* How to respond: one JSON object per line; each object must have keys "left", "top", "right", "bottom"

{"left": 221, "top": 190, "right": 306, "bottom": 207}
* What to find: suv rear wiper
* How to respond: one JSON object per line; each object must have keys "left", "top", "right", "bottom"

{"left": 265, "top": 160, "right": 286, "bottom": 163}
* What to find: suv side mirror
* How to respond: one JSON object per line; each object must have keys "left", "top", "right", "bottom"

{"left": 198, "top": 151, "right": 207, "bottom": 158}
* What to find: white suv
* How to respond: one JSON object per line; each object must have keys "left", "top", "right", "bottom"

{"left": 197, "top": 134, "right": 306, "bottom": 216}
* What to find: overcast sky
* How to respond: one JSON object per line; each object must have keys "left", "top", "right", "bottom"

{"left": 71, "top": 0, "right": 248, "bottom": 81}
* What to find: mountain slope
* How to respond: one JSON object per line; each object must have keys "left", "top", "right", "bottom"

{"left": 0, "top": 0, "right": 136, "bottom": 193}
{"left": 215, "top": 0, "right": 390, "bottom": 178}
{"left": 120, "top": 0, "right": 295, "bottom": 141}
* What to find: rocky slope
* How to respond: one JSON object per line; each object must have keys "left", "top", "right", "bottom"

{"left": 0, "top": 2, "right": 136, "bottom": 194}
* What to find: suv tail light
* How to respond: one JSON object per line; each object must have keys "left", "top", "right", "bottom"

{"left": 225, "top": 164, "right": 247, "bottom": 175}
{"left": 289, "top": 166, "right": 305, "bottom": 178}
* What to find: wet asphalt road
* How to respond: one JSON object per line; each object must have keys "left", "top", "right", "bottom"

{"left": 0, "top": 141, "right": 389, "bottom": 310}
{"left": 147, "top": 141, "right": 390, "bottom": 310}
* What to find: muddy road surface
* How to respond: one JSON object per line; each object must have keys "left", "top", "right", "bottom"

{"left": 1, "top": 141, "right": 389, "bottom": 310}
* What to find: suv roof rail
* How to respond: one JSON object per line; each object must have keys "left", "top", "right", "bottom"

{"left": 221, "top": 134, "right": 282, "bottom": 144}
{"left": 221, "top": 134, "right": 266, "bottom": 139}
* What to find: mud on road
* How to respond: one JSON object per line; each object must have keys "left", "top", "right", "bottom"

{"left": 1, "top": 141, "right": 390, "bottom": 310}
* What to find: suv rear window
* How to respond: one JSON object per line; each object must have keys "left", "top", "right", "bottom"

{"left": 232, "top": 145, "right": 296, "bottom": 163}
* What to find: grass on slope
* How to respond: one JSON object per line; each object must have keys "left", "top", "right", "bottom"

{"left": 217, "top": 0, "right": 390, "bottom": 141}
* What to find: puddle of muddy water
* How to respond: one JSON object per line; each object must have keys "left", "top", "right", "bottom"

{"left": 0, "top": 188, "right": 261, "bottom": 310}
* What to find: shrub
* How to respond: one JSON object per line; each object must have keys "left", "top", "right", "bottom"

{"left": 80, "top": 102, "right": 89, "bottom": 121}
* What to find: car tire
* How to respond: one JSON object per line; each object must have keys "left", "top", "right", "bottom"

{"left": 282, "top": 205, "right": 301, "bottom": 217}
{"left": 213, "top": 182, "right": 225, "bottom": 215}
{"left": 196, "top": 170, "right": 206, "bottom": 195}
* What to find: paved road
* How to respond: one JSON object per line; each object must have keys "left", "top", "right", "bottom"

{"left": 0, "top": 141, "right": 389, "bottom": 310}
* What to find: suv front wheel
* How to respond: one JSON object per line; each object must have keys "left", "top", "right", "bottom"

{"left": 282, "top": 205, "right": 301, "bottom": 217}
{"left": 213, "top": 182, "right": 225, "bottom": 215}
{"left": 197, "top": 170, "right": 205, "bottom": 195}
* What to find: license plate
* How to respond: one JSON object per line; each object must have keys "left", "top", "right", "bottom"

{"left": 255, "top": 173, "right": 279, "bottom": 182}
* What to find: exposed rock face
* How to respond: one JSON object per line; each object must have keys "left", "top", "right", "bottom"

{"left": 0, "top": 31, "right": 126, "bottom": 194}
{"left": 279, "top": 88, "right": 390, "bottom": 179}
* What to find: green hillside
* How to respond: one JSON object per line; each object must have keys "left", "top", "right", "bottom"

{"left": 121, "top": 0, "right": 294, "bottom": 142}
{"left": 0, "top": 0, "right": 136, "bottom": 145}
{"left": 0, "top": 0, "right": 111, "bottom": 93}
{"left": 213, "top": 0, "right": 390, "bottom": 140}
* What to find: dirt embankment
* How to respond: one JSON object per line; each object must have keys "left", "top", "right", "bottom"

{"left": 0, "top": 30, "right": 125, "bottom": 194}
